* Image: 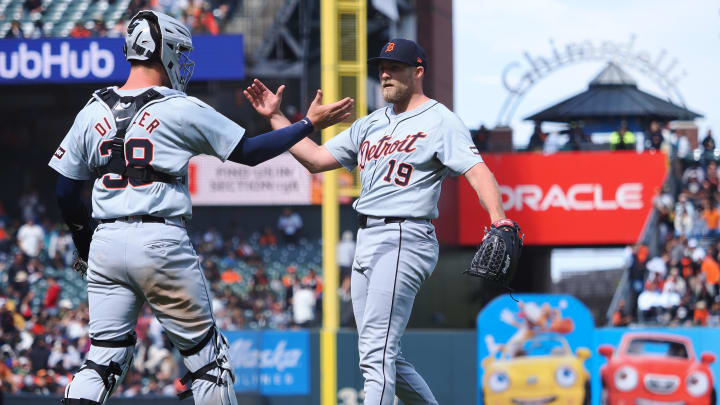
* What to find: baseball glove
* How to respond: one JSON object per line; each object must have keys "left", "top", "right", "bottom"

{"left": 464, "top": 219, "right": 524, "bottom": 288}
{"left": 71, "top": 251, "right": 88, "bottom": 277}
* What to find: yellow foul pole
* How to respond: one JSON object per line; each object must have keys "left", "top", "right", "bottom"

{"left": 321, "top": 1, "right": 366, "bottom": 404}
{"left": 320, "top": 1, "right": 340, "bottom": 405}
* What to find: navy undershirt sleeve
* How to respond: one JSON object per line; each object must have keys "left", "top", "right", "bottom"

{"left": 56, "top": 174, "right": 96, "bottom": 261}
{"left": 228, "top": 117, "right": 314, "bottom": 166}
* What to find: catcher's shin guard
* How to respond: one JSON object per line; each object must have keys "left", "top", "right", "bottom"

{"left": 63, "top": 332, "right": 136, "bottom": 405}
{"left": 178, "top": 326, "right": 237, "bottom": 405}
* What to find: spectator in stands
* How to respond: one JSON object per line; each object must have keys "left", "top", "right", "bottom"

{"left": 664, "top": 268, "right": 687, "bottom": 296}
{"left": 706, "top": 161, "right": 720, "bottom": 191}
{"left": 527, "top": 122, "right": 546, "bottom": 152}
{"left": 337, "top": 230, "right": 356, "bottom": 279}
{"left": 236, "top": 238, "right": 260, "bottom": 263}
{"left": 200, "top": 227, "right": 223, "bottom": 254}
{"left": 259, "top": 226, "right": 277, "bottom": 247}
{"left": 291, "top": 281, "right": 316, "bottom": 327}
{"left": 198, "top": 2, "right": 220, "bottom": 35}
{"left": 251, "top": 267, "right": 270, "bottom": 300}
{"left": 644, "top": 121, "right": 664, "bottom": 151}
{"left": 267, "top": 302, "right": 289, "bottom": 329}
{"left": 108, "top": 20, "right": 126, "bottom": 37}
{"left": 220, "top": 267, "right": 242, "bottom": 284}
{"left": 43, "top": 278, "right": 60, "bottom": 313}
{"left": 0, "top": 222, "right": 11, "bottom": 253}
{"left": 701, "top": 247, "right": 720, "bottom": 294}
{"left": 5, "top": 20, "right": 24, "bottom": 39}
{"left": 609, "top": 120, "right": 635, "bottom": 151}
{"left": 564, "top": 121, "right": 590, "bottom": 151}
{"left": 10, "top": 272, "right": 30, "bottom": 302}
{"left": 278, "top": 207, "right": 303, "bottom": 244}
{"left": 69, "top": 22, "right": 90, "bottom": 38}
{"left": 629, "top": 244, "right": 649, "bottom": 319}
{"left": 29, "top": 20, "right": 45, "bottom": 39}
{"left": 694, "top": 300, "right": 709, "bottom": 326}
{"left": 17, "top": 216, "right": 43, "bottom": 258}
{"left": 28, "top": 338, "right": 50, "bottom": 373}
{"left": 23, "top": 0, "right": 43, "bottom": 13}
{"left": 700, "top": 130, "right": 717, "bottom": 165}
{"left": 709, "top": 302, "right": 720, "bottom": 327}
{"left": 302, "top": 268, "right": 323, "bottom": 298}
{"left": 127, "top": 0, "right": 150, "bottom": 19}
{"left": 612, "top": 299, "right": 632, "bottom": 326}
{"left": 89, "top": 20, "right": 108, "bottom": 37}
{"left": 702, "top": 199, "right": 720, "bottom": 238}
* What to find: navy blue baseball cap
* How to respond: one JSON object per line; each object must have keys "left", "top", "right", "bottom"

{"left": 368, "top": 38, "right": 427, "bottom": 69}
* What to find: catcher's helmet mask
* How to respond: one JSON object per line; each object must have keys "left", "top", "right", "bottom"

{"left": 123, "top": 10, "right": 195, "bottom": 92}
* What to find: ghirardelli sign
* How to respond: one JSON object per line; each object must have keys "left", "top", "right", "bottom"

{"left": 497, "top": 34, "right": 687, "bottom": 124}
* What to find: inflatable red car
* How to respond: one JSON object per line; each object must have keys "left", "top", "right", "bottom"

{"left": 599, "top": 332, "right": 715, "bottom": 405}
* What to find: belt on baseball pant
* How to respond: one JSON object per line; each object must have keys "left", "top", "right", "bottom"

{"left": 99, "top": 215, "right": 187, "bottom": 227}
{"left": 358, "top": 214, "right": 407, "bottom": 229}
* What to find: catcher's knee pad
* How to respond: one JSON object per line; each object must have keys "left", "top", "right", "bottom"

{"left": 178, "top": 326, "right": 237, "bottom": 405}
{"left": 63, "top": 332, "right": 136, "bottom": 405}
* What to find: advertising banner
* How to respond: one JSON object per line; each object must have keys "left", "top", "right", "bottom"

{"left": 459, "top": 151, "right": 667, "bottom": 245}
{"left": 476, "top": 294, "right": 595, "bottom": 405}
{"left": 225, "top": 329, "right": 310, "bottom": 395}
{"left": 594, "top": 327, "right": 720, "bottom": 405}
{"left": 477, "top": 294, "right": 720, "bottom": 405}
{"left": 188, "top": 153, "right": 314, "bottom": 206}
{"left": 0, "top": 35, "right": 244, "bottom": 84}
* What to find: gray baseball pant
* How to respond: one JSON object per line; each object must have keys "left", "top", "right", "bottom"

{"left": 351, "top": 217, "right": 439, "bottom": 405}
{"left": 64, "top": 217, "right": 236, "bottom": 405}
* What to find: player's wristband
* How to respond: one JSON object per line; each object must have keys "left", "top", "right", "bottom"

{"left": 299, "top": 116, "right": 314, "bottom": 132}
{"left": 229, "top": 117, "right": 316, "bottom": 166}
{"left": 492, "top": 219, "right": 515, "bottom": 228}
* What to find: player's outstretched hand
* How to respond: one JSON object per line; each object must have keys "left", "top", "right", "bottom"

{"left": 243, "top": 79, "right": 285, "bottom": 119}
{"left": 306, "top": 90, "right": 354, "bottom": 130}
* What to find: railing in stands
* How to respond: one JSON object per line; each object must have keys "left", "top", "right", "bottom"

{"left": 605, "top": 151, "right": 674, "bottom": 325}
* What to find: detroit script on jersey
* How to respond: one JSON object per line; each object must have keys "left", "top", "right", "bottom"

{"left": 325, "top": 99, "right": 482, "bottom": 219}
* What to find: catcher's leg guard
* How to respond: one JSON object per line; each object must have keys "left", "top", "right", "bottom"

{"left": 178, "top": 327, "right": 237, "bottom": 405}
{"left": 63, "top": 333, "right": 136, "bottom": 405}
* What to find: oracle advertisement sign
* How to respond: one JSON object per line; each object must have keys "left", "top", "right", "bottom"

{"left": 458, "top": 151, "right": 667, "bottom": 245}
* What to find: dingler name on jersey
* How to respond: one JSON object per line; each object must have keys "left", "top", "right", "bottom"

{"left": 93, "top": 111, "right": 161, "bottom": 137}
{"left": 358, "top": 132, "right": 427, "bottom": 169}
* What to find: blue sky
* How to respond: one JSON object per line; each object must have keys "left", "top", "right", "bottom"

{"left": 454, "top": 0, "right": 719, "bottom": 147}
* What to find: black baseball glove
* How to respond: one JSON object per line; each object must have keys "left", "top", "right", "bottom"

{"left": 72, "top": 251, "right": 88, "bottom": 277}
{"left": 464, "top": 219, "right": 524, "bottom": 288}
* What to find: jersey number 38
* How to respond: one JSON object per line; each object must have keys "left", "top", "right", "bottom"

{"left": 98, "top": 139, "right": 155, "bottom": 189}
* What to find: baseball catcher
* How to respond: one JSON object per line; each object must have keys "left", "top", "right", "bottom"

{"left": 464, "top": 218, "right": 524, "bottom": 288}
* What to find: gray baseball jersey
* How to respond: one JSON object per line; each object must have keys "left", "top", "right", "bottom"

{"left": 325, "top": 99, "right": 482, "bottom": 219}
{"left": 49, "top": 85, "right": 245, "bottom": 220}
{"left": 328, "top": 99, "right": 482, "bottom": 405}
{"left": 49, "top": 86, "right": 242, "bottom": 405}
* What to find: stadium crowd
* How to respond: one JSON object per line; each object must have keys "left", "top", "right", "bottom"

{"left": 5, "top": 0, "right": 236, "bottom": 39}
{"left": 0, "top": 191, "right": 356, "bottom": 395}
{"left": 615, "top": 128, "right": 720, "bottom": 327}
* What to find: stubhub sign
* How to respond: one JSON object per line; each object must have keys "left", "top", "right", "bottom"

{"left": 225, "top": 330, "right": 310, "bottom": 395}
{"left": 0, "top": 35, "right": 243, "bottom": 83}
